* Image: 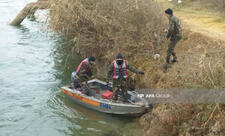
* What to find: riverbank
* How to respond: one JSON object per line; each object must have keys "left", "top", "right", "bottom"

{"left": 139, "top": 1, "right": 225, "bottom": 135}
{"left": 48, "top": 0, "right": 225, "bottom": 135}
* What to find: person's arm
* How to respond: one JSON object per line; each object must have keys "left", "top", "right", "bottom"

{"left": 166, "top": 17, "right": 175, "bottom": 39}
{"left": 87, "top": 69, "right": 93, "bottom": 77}
{"left": 175, "top": 18, "right": 182, "bottom": 35}
{"left": 126, "top": 62, "right": 143, "bottom": 74}
{"left": 77, "top": 63, "right": 88, "bottom": 77}
{"left": 106, "top": 63, "right": 114, "bottom": 82}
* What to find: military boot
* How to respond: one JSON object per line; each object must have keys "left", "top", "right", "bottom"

{"left": 162, "top": 62, "right": 169, "bottom": 72}
{"left": 171, "top": 56, "right": 177, "bottom": 63}
{"left": 112, "top": 92, "right": 118, "bottom": 101}
{"left": 122, "top": 92, "right": 129, "bottom": 103}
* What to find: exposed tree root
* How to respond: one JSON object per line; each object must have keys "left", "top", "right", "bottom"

{"left": 10, "top": 0, "right": 49, "bottom": 26}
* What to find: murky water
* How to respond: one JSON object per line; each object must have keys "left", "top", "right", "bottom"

{"left": 0, "top": 0, "right": 143, "bottom": 136}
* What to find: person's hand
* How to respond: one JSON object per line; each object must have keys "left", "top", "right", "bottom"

{"left": 106, "top": 81, "right": 110, "bottom": 86}
{"left": 106, "top": 79, "right": 111, "bottom": 87}
{"left": 139, "top": 71, "right": 145, "bottom": 75}
{"left": 82, "top": 82, "right": 86, "bottom": 85}
{"left": 164, "top": 29, "right": 168, "bottom": 33}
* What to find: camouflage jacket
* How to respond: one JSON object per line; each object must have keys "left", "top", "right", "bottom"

{"left": 107, "top": 60, "right": 140, "bottom": 80}
{"left": 166, "top": 15, "right": 182, "bottom": 40}
{"left": 76, "top": 62, "right": 92, "bottom": 82}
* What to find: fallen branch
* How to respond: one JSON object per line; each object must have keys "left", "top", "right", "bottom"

{"left": 10, "top": 1, "right": 49, "bottom": 26}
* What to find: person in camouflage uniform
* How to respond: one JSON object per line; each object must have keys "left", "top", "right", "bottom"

{"left": 163, "top": 8, "right": 182, "bottom": 71}
{"left": 72, "top": 56, "right": 96, "bottom": 95}
{"left": 106, "top": 53, "right": 144, "bottom": 102}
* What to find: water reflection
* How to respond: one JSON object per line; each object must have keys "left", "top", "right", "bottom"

{"left": 52, "top": 39, "right": 82, "bottom": 86}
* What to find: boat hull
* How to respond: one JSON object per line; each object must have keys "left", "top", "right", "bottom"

{"left": 61, "top": 79, "right": 151, "bottom": 117}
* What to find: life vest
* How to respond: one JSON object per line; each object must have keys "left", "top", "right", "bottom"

{"left": 112, "top": 60, "right": 128, "bottom": 79}
{"left": 76, "top": 58, "right": 91, "bottom": 76}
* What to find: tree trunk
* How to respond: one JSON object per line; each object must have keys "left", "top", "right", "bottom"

{"left": 10, "top": 1, "right": 49, "bottom": 26}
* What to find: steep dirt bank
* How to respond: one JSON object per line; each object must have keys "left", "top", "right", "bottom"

{"left": 139, "top": 30, "right": 225, "bottom": 135}
{"left": 48, "top": 0, "right": 225, "bottom": 135}
{"left": 139, "top": 1, "right": 225, "bottom": 135}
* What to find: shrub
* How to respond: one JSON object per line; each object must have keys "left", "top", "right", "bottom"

{"left": 49, "top": 0, "right": 166, "bottom": 58}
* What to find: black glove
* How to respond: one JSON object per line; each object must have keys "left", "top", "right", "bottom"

{"left": 139, "top": 71, "right": 145, "bottom": 75}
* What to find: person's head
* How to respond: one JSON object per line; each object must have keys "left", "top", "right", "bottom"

{"left": 88, "top": 56, "right": 96, "bottom": 65}
{"left": 116, "top": 53, "right": 123, "bottom": 65}
{"left": 165, "top": 8, "right": 173, "bottom": 18}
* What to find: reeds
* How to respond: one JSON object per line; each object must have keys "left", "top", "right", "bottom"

{"left": 49, "top": 0, "right": 166, "bottom": 58}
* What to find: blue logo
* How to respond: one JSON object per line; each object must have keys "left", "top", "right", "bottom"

{"left": 99, "top": 103, "right": 111, "bottom": 109}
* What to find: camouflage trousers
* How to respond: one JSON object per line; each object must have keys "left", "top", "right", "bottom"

{"left": 112, "top": 78, "right": 128, "bottom": 102}
{"left": 73, "top": 75, "right": 89, "bottom": 95}
{"left": 166, "top": 37, "right": 181, "bottom": 63}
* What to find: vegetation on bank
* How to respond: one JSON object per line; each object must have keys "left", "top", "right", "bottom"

{"left": 49, "top": 0, "right": 166, "bottom": 78}
{"left": 48, "top": 0, "right": 225, "bottom": 135}
{"left": 187, "top": 0, "right": 225, "bottom": 11}
{"left": 164, "top": 0, "right": 225, "bottom": 11}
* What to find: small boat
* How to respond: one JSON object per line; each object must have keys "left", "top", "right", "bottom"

{"left": 61, "top": 79, "right": 152, "bottom": 117}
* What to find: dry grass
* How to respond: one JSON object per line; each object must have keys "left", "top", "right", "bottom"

{"left": 140, "top": 104, "right": 225, "bottom": 136}
{"left": 192, "top": 0, "right": 225, "bottom": 10}
{"left": 138, "top": 30, "right": 225, "bottom": 135}
{"left": 166, "top": 0, "right": 225, "bottom": 11}
{"left": 49, "top": 0, "right": 167, "bottom": 77}
{"left": 49, "top": 0, "right": 166, "bottom": 54}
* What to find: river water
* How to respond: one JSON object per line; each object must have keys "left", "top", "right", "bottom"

{"left": 0, "top": 0, "right": 143, "bottom": 136}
